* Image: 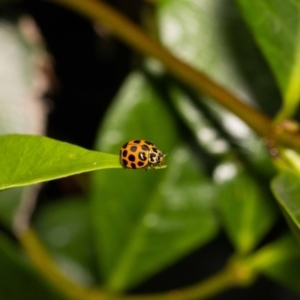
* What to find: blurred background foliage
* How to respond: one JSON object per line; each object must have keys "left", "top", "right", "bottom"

{"left": 1, "top": 0, "right": 300, "bottom": 299}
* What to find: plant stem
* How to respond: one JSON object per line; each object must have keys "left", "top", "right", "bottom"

{"left": 46, "top": 0, "right": 300, "bottom": 151}
{"left": 19, "top": 228, "right": 254, "bottom": 300}
{"left": 48, "top": 0, "right": 268, "bottom": 134}
{"left": 122, "top": 261, "right": 251, "bottom": 300}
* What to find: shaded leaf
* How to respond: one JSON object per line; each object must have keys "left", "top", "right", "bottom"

{"left": 158, "top": 0, "right": 278, "bottom": 255}
{"left": 271, "top": 169, "right": 300, "bottom": 230}
{"left": 215, "top": 165, "right": 277, "bottom": 254}
{"left": 0, "top": 188, "right": 23, "bottom": 228}
{"left": 0, "top": 233, "right": 66, "bottom": 300}
{"left": 247, "top": 234, "right": 300, "bottom": 295}
{"left": 90, "top": 72, "right": 218, "bottom": 291}
{"left": 236, "top": 0, "right": 300, "bottom": 119}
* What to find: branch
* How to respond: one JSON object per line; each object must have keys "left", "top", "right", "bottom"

{"left": 47, "top": 0, "right": 300, "bottom": 151}
{"left": 19, "top": 229, "right": 254, "bottom": 300}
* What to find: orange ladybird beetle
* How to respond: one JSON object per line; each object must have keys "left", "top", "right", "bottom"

{"left": 120, "top": 140, "right": 166, "bottom": 170}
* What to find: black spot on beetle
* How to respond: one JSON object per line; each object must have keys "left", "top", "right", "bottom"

{"left": 122, "top": 142, "right": 128, "bottom": 148}
{"left": 128, "top": 154, "right": 135, "bottom": 162}
{"left": 145, "top": 141, "right": 153, "bottom": 145}
{"left": 141, "top": 145, "right": 150, "bottom": 151}
{"left": 130, "top": 146, "right": 138, "bottom": 152}
{"left": 122, "top": 159, "right": 128, "bottom": 166}
{"left": 133, "top": 140, "right": 141, "bottom": 144}
{"left": 122, "top": 150, "right": 128, "bottom": 157}
{"left": 131, "top": 163, "right": 137, "bottom": 169}
{"left": 149, "top": 153, "right": 156, "bottom": 163}
{"left": 138, "top": 161, "right": 145, "bottom": 166}
{"left": 152, "top": 147, "right": 158, "bottom": 153}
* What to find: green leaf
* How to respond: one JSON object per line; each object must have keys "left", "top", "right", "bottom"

{"left": 157, "top": 0, "right": 277, "bottom": 172}
{"left": 0, "top": 233, "right": 66, "bottom": 300}
{"left": 90, "top": 72, "right": 218, "bottom": 291}
{"left": 215, "top": 166, "right": 277, "bottom": 254}
{"left": 271, "top": 169, "right": 300, "bottom": 230}
{"left": 158, "top": 0, "right": 281, "bottom": 115}
{"left": 158, "top": 0, "right": 279, "bottom": 255}
{"left": 0, "top": 134, "right": 120, "bottom": 190}
{"left": 159, "top": 0, "right": 245, "bottom": 95}
{"left": 236, "top": 0, "right": 300, "bottom": 120}
{"left": 247, "top": 234, "right": 300, "bottom": 294}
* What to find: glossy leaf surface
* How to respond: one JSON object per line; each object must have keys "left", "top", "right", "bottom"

{"left": 158, "top": 0, "right": 281, "bottom": 115}
{"left": 236, "top": 0, "right": 300, "bottom": 119}
{"left": 0, "top": 134, "right": 120, "bottom": 190}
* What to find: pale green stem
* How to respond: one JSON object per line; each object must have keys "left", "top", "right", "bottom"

{"left": 122, "top": 259, "right": 254, "bottom": 300}
{"left": 19, "top": 228, "right": 257, "bottom": 300}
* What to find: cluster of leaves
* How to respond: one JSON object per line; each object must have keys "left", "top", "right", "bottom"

{"left": 1, "top": 0, "right": 300, "bottom": 299}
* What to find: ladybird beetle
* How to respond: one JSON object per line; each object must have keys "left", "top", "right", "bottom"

{"left": 120, "top": 140, "right": 166, "bottom": 170}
